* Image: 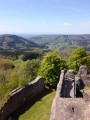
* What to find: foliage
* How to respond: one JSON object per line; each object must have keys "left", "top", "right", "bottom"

{"left": 0, "top": 59, "right": 15, "bottom": 70}
{"left": 0, "top": 48, "right": 44, "bottom": 61}
{"left": 24, "top": 52, "right": 41, "bottom": 60}
{"left": 38, "top": 51, "right": 67, "bottom": 86}
{"left": 0, "top": 69, "right": 13, "bottom": 106}
{"left": 19, "top": 54, "right": 25, "bottom": 61}
{"left": 18, "top": 59, "right": 40, "bottom": 85}
{"left": 67, "top": 47, "right": 87, "bottom": 73}
{"left": 8, "top": 59, "right": 40, "bottom": 87}
{"left": 0, "top": 59, "right": 40, "bottom": 106}
{"left": 12, "top": 59, "right": 22, "bottom": 65}
{"left": 85, "top": 55, "right": 90, "bottom": 73}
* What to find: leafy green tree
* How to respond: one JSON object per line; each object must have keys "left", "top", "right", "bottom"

{"left": 18, "top": 59, "right": 40, "bottom": 85}
{"left": 67, "top": 47, "right": 87, "bottom": 73}
{"left": 19, "top": 54, "right": 25, "bottom": 61}
{"left": 38, "top": 51, "right": 67, "bottom": 86}
{"left": 85, "top": 55, "right": 90, "bottom": 73}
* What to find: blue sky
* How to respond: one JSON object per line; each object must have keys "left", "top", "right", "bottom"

{"left": 0, "top": 0, "right": 90, "bottom": 34}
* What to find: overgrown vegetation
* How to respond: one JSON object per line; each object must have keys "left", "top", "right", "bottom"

{"left": 0, "top": 59, "right": 40, "bottom": 106}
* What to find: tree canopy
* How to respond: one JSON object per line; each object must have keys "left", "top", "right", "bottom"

{"left": 67, "top": 47, "right": 87, "bottom": 73}
{"left": 0, "top": 59, "right": 14, "bottom": 70}
{"left": 19, "top": 54, "right": 25, "bottom": 62}
{"left": 38, "top": 51, "right": 67, "bottom": 86}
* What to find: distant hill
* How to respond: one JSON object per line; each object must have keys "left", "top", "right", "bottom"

{"left": 0, "top": 34, "right": 43, "bottom": 50}
{"left": 27, "top": 34, "right": 90, "bottom": 51}
{"left": 1, "top": 34, "right": 90, "bottom": 52}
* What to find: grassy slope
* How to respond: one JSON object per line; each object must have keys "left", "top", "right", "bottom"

{"left": 12, "top": 89, "right": 55, "bottom": 120}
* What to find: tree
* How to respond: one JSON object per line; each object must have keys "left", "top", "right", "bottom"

{"left": 0, "top": 59, "right": 40, "bottom": 106}
{"left": 19, "top": 54, "right": 25, "bottom": 62}
{"left": 85, "top": 54, "right": 90, "bottom": 73}
{"left": 0, "top": 59, "right": 15, "bottom": 70}
{"left": 7, "top": 59, "right": 40, "bottom": 87}
{"left": 67, "top": 47, "right": 87, "bottom": 73}
{"left": 18, "top": 59, "right": 40, "bottom": 85}
{"left": 38, "top": 51, "right": 67, "bottom": 87}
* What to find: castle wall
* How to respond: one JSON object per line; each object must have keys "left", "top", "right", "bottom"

{"left": 50, "top": 70, "right": 65, "bottom": 120}
{"left": 50, "top": 66, "right": 90, "bottom": 120}
{"left": 0, "top": 76, "right": 45, "bottom": 120}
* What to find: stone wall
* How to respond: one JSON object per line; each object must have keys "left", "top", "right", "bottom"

{"left": 0, "top": 76, "right": 45, "bottom": 120}
{"left": 50, "top": 70, "right": 65, "bottom": 120}
{"left": 78, "top": 66, "right": 90, "bottom": 87}
{"left": 81, "top": 76, "right": 90, "bottom": 86}
{"left": 50, "top": 67, "right": 90, "bottom": 120}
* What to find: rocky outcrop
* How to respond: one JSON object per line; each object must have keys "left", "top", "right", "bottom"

{"left": 0, "top": 76, "right": 45, "bottom": 120}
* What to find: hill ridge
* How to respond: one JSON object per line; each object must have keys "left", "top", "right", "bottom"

{"left": 0, "top": 34, "right": 42, "bottom": 50}
{"left": 27, "top": 34, "right": 90, "bottom": 50}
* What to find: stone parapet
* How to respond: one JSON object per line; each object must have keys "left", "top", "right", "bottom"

{"left": 50, "top": 66, "right": 90, "bottom": 120}
{"left": 0, "top": 76, "right": 45, "bottom": 120}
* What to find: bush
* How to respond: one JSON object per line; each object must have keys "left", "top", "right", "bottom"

{"left": 85, "top": 55, "right": 90, "bottom": 73}
{"left": 67, "top": 47, "right": 87, "bottom": 73}
{"left": 0, "top": 59, "right": 15, "bottom": 70}
{"left": 38, "top": 51, "right": 67, "bottom": 86}
{"left": 0, "top": 59, "right": 40, "bottom": 106}
{"left": 19, "top": 54, "right": 25, "bottom": 61}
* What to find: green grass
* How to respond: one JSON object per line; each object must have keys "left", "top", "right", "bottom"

{"left": 12, "top": 89, "right": 56, "bottom": 120}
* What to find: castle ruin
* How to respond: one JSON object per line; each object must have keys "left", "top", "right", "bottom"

{"left": 50, "top": 66, "right": 90, "bottom": 120}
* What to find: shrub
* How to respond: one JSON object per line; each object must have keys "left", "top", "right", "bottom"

{"left": 67, "top": 47, "right": 87, "bottom": 73}
{"left": 0, "top": 59, "right": 14, "bottom": 70}
{"left": 38, "top": 51, "right": 67, "bottom": 86}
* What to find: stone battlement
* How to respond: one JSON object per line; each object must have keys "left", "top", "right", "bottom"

{"left": 50, "top": 66, "right": 90, "bottom": 120}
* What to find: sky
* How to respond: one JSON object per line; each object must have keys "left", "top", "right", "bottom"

{"left": 0, "top": 0, "right": 90, "bottom": 34}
